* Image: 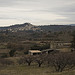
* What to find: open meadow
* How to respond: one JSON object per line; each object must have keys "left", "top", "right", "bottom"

{"left": 0, "top": 64, "right": 75, "bottom": 75}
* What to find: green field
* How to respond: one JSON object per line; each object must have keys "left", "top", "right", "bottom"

{"left": 0, "top": 65, "right": 75, "bottom": 75}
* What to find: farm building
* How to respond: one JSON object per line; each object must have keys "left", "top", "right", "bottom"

{"left": 28, "top": 49, "right": 59, "bottom": 55}
{"left": 42, "top": 49, "right": 59, "bottom": 54}
{"left": 50, "top": 41, "right": 71, "bottom": 49}
{"left": 29, "top": 50, "right": 41, "bottom": 55}
{"left": 28, "top": 41, "right": 72, "bottom": 55}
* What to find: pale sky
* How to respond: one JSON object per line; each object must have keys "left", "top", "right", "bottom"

{"left": 0, "top": 0, "right": 75, "bottom": 26}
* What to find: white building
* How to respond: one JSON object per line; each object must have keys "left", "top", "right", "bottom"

{"left": 29, "top": 50, "right": 41, "bottom": 55}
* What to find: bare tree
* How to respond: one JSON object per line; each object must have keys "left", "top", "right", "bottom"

{"left": 24, "top": 55, "right": 34, "bottom": 66}
{"left": 35, "top": 54, "right": 45, "bottom": 67}
{"left": 68, "top": 52, "right": 75, "bottom": 69}
{"left": 48, "top": 53, "right": 71, "bottom": 72}
{"left": 17, "top": 57, "right": 25, "bottom": 65}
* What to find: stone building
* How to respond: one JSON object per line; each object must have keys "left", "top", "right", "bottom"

{"left": 50, "top": 41, "right": 71, "bottom": 50}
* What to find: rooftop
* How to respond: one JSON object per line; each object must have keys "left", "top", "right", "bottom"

{"left": 29, "top": 50, "right": 41, "bottom": 53}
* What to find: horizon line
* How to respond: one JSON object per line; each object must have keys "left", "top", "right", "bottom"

{"left": 0, "top": 22, "right": 75, "bottom": 27}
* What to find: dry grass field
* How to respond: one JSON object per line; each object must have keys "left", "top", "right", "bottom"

{"left": 0, "top": 64, "right": 75, "bottom": 75}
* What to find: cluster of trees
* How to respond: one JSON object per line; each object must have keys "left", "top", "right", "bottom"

{"left": 0, "top": 52, "right": 75, "bottom": 72}
{"left": 0, "top": 27, "right": 73, "bottom": 43}
{"left": 7, "top": 43, "right": 24, "bottom": 51}
{"left": 31, "top": 43, "right": 50, "bottom": 50}
{"left": 18, "top": 52, "right": 75, "bottom": 72}
{"left": 7, "top": 43, "right": 25, "bottom": 57}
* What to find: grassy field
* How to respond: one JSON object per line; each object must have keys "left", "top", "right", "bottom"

{"left": 0, "top": 65, "right": 75, "bottom": 75}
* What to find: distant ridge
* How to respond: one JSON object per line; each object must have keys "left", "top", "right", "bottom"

{"left": 0, "top": 23, "right": 41, "bottom": 32}
{"left": 70, "top": 24, "right": 75, "bottom": 26}
{"left": 0, "top": 23, "right": 75, "bottom": 32}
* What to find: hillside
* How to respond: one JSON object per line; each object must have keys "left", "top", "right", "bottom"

{"left": 0, "top": 23, "right": 41, "bottom": 32}
{"left": 0, "top": 23, "right": 75, "bottom": 32}
{"left": 39, "top": 25, "right": 75, "bottom": 32}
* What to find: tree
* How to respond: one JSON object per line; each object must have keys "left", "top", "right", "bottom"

{"left": 68, "top": 52, "right": 75, "bottom": 69}
{"left": 35, "top": 55, "right": 45, "bottom": 67}
{"left": 17, "top": 57, "right": 25, "bottom": 65}
{"left": 48, "top": 53, "right": 71, "bottom": 72}
{"left": 71, "top": 31, "right": 75, "bottom": 51}
{"left": 24, "top": 55, "right": 34, "bottom": 66}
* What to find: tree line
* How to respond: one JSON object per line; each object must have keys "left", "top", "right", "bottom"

{"left": 17, "top": 52, "right": 75, "bottom": 72}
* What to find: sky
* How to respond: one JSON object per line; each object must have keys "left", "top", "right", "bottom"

{"left": 0, "top": 0, "right": 75, "bottom": 26}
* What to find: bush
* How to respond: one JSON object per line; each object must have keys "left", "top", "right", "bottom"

{"left": 9, "top": 49, "right": 16, "bottom": 57}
